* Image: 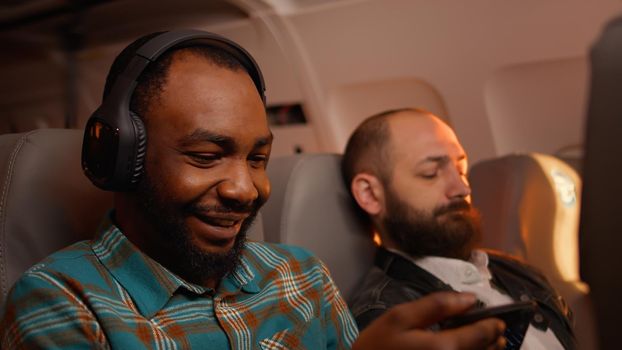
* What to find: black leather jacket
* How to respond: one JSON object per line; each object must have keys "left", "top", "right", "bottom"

{"left": 349, "top": 247, "right": 576, "bottom": 350}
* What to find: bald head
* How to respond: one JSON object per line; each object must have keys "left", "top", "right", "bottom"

{"left": 342, "top": 108, "right": 455, "bottom": 190}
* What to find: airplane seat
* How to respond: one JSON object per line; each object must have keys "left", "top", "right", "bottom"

{"left": 469, "top": 153, "right": 597, "bottom": 350}
{"left": 0, "top": 129, "right": 113, "bottom": 308}
{"left": 260, "top": 153, "right": 376, "bottom": 302}
{"left": 0, "top": 127, "right": 266, "bottom": 310}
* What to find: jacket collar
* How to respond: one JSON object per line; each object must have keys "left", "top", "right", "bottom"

{"left": 375, "top": 247, "right": 454, "bottom": 294}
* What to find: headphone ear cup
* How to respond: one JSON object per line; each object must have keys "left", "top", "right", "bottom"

{"left": 130, "top": 112, "right": 147, "bottom": 186}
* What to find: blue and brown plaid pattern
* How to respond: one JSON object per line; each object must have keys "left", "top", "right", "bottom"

{"left": 1, "top": 222, "right": 358, "bottom": 349}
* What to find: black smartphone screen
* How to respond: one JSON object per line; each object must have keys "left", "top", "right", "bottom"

{"left": 440, "top": 300, "right": 537, "bottom": 350}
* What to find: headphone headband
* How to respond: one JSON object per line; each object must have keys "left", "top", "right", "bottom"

{"left": 110, "top": 30, "right": 266, "bottom": 108}
{"left": 82, "top": 30, "right": 266, "bottom": 191}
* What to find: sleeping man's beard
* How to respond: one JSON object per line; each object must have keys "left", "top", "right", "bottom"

{"left": 136, "top": 172, "right": 262, "bottom": 285}
{"left": 382, "top": 187, "right": 482, "bottom": 260}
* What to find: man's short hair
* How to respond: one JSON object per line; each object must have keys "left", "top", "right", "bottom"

{"left": 341, "top": 107, "right": 431, "bottom": 190}
{"left": 102, "top": 32, "right": 246, "bottom": 122}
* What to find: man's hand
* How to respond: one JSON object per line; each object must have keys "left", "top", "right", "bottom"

{"left": 352, "top": 292, "right": 506, "bottom": 350}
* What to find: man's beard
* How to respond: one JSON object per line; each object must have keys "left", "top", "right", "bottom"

{"left": 382, "top": 186, "right": 482, "bottom": 260}
{"left": 135, "top": 172, "right": 262, "bottom": 285}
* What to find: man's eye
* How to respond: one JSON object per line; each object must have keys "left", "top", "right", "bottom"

{"left": 188, "top": 153, "right": 220, "bottom": 166}
{"left": 420, "top": 172, "right": 438, "bottom": 179}
{"left": 249, "top": 154, "right": 268, "bottom": 168}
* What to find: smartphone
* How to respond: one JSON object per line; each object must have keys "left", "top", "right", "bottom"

{"left": 440, "top": 300, "right": 537, "bottom": 350}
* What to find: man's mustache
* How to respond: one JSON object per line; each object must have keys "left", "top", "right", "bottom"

{"left": 188, "top": 199, "right": 263, "bottom": 216}
{"left": 433, "top": 200, "right": 472, "bottom": 216}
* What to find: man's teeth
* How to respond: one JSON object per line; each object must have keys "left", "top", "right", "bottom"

{"left": 207, "top": 218, "right": 237, "bottom": 227}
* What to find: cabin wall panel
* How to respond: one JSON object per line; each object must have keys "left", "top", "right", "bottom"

{"left": 327, "top": 78, "right": 449, "bottom": 152}
{"left": 282, "top": 0, "right": 622, "bottom": 161}
{"left": 484, "top": 57, "right": 589, "bottom": 157}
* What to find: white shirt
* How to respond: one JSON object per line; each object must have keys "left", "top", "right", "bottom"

{"left": 389, "top": 249, "right": 564, "bottom": 350}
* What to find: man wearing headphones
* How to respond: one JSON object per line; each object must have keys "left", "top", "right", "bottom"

{"left": 0, "top": 31, "right": 505, "bottom": 349}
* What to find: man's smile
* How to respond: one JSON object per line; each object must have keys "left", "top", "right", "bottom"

{"left": 186, "top": 211, "right": 252, "bottom": 245}
{"left": 194, "top": 212, "right": 249, "bottom": 227}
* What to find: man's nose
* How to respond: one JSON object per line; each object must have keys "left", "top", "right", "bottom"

{"left": 447, "top": 169, "right": 471, "bottom": 200}
{"left": 217, "top": 162, "right": 259, "bottom": 207}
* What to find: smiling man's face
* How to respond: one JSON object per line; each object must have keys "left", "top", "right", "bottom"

{"left": 136, "top": 49, "right": 271, "bottom": 284}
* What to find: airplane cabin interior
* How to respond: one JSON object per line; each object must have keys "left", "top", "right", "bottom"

{"left": 0, "top": 0, "right": 621, "bottom": 349}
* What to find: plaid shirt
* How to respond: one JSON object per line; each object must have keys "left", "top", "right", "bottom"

{"left": 1, "top": 221, "right": 358, "bottom": 349}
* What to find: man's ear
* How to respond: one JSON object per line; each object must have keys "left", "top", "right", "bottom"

{"left": 351, "top": 173, "right": 385, "bottom": 216}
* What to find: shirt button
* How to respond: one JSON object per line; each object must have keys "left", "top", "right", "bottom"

{"left": 519, "top": 294, "right": 530, "bottom": 302}
{"left": 534, "top": 313, "right": 544, "bottom": 323}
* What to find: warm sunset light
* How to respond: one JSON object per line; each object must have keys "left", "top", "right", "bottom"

{"left": 532, "top": 154, "right": 582, "bottom": 285}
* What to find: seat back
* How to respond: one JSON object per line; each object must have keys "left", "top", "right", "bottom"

{"left": 469, "top": 153, "right": 597, "bottom": 349}
{"left": 260, "top": 154, "right": 375, "bottom": 301}
{"left": 0, "top": 129, "right": 113, "bottom": 306}
{"left": 469, "top": 153, "right": 580, "bottom": 278}
{"left": 580, "top": 15, "right": 622, "bottom": 348}
{"left": 0, "top": 128, "right": 265, "bottom": 310}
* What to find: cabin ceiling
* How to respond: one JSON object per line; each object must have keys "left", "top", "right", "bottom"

{"left": 0, "top": 0, "right": 349, "bottom": 64}
{"left": 0, "top": 0, "right": 249, "bottom": 65}
{"left": 0, "top": 0, "right": 354, "bottom": 66}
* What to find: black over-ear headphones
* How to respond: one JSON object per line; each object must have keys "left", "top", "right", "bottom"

{"left": 82, "top": 29, "right": 266, "bottom": 191}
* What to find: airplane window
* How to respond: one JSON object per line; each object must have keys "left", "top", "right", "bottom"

{"left": 267, "top": 103, "right": 307, "bottom": 125}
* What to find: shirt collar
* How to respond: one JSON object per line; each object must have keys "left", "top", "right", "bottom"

{"left": 387, "top": 247, "right": 492, "bottom": 285}
{"left": 91, "top": 217, "right": 260, "bottom": 318}
{"left": 218, "top": 246, "right": 261, "bottom": 295}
